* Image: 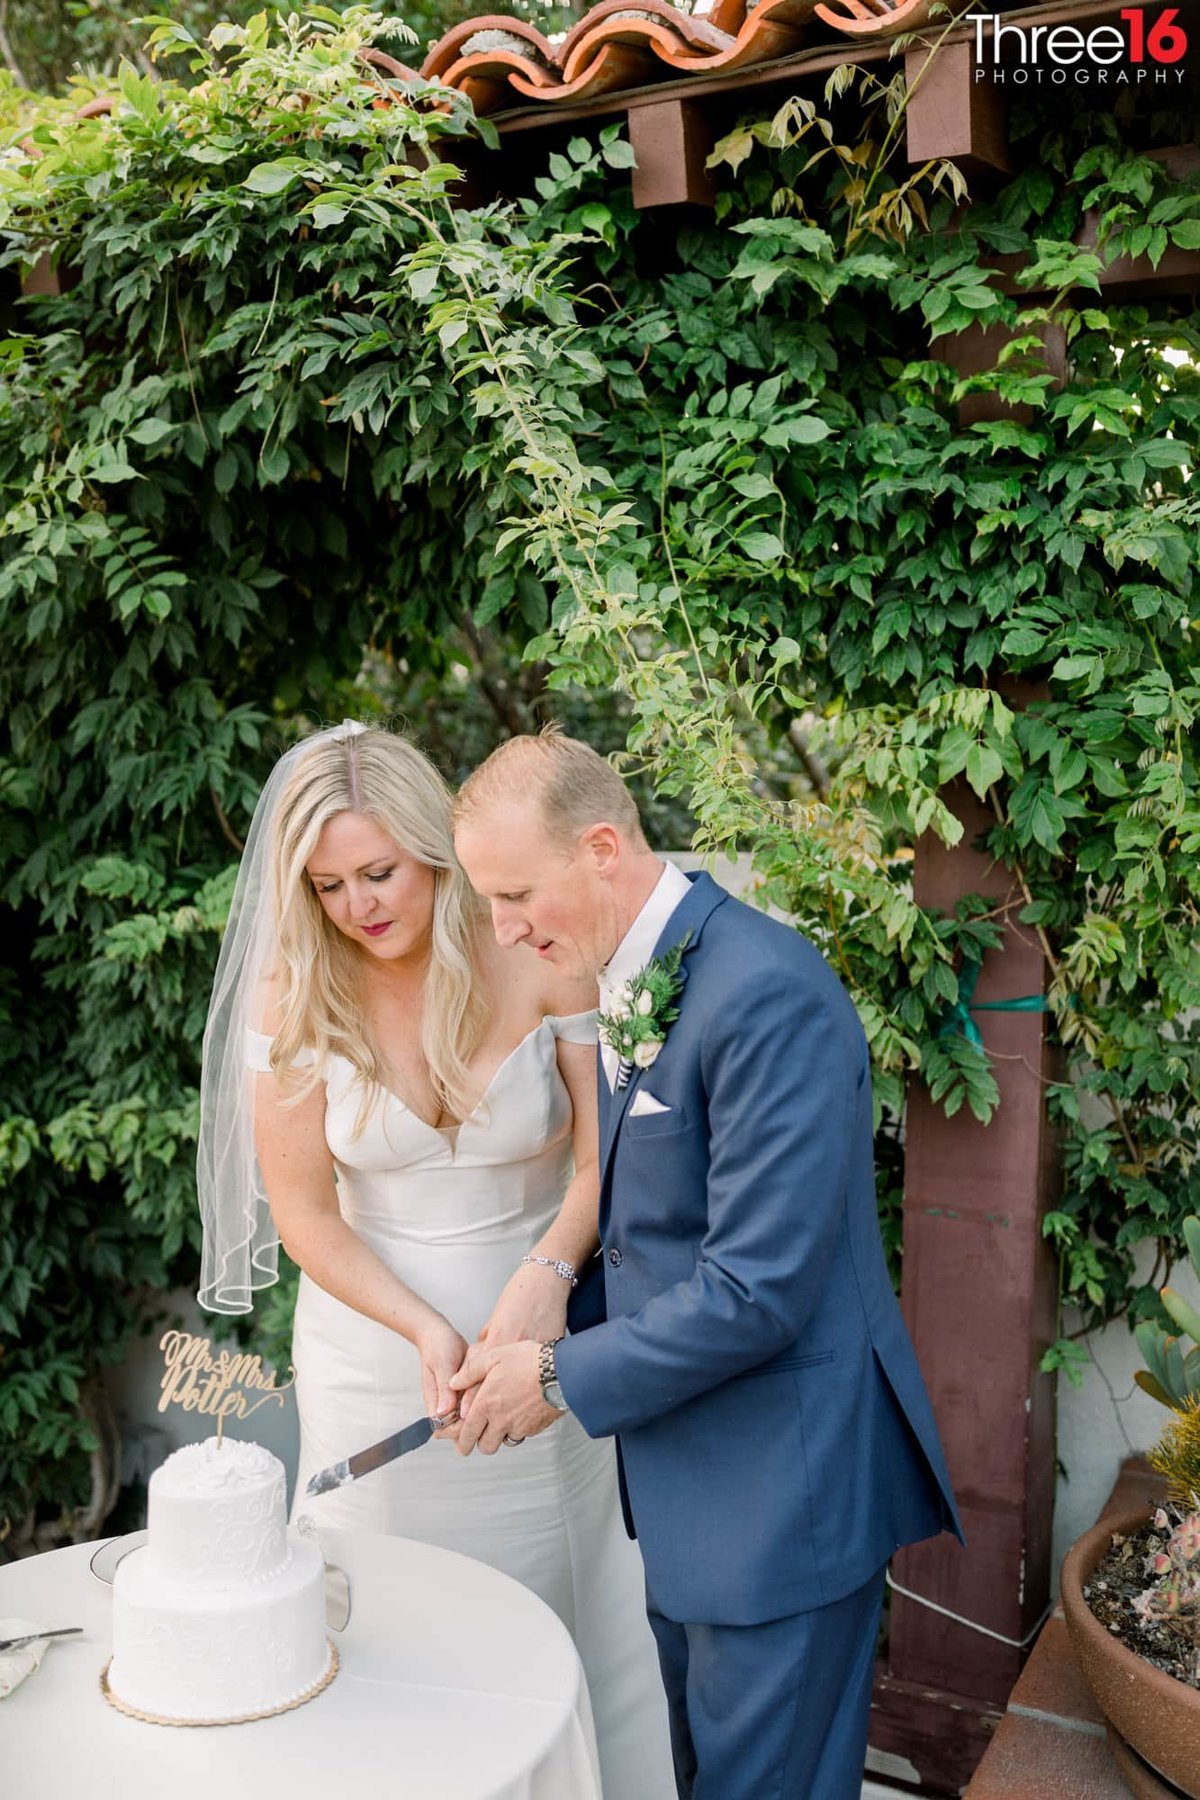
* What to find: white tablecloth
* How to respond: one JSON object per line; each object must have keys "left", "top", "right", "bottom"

{"left": 0, "top": 1527, "right": 602, "bottom": 1800}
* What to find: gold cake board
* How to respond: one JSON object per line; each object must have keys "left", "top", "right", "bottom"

{"left": 99, "top": 1639, "right": 338, "bottom": 1727}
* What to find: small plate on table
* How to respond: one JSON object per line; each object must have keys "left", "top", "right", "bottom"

{"left": 89, "top": 1531, "right": 147, "bottom": 1585}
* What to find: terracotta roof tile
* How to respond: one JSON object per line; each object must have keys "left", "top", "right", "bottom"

{"left": 417, "top": 0, "right": 926, "bottom": 111}
{"left": 813, "top": 0, "right": 934, "bottom": 38}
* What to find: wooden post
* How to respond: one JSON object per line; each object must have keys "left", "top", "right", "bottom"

{"left": 870, "top": 774, "right": 1061, "bottom": 1791}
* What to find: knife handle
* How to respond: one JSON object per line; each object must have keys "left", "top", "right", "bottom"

{"left": 0, "top": 1627, "right": 82, "bottom": 1652}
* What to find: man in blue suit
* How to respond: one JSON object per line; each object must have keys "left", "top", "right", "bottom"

{"left": 452, "top": 731, "right": 961, "bottom": 1800}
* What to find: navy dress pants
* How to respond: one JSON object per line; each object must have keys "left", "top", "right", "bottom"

{"left": 645, "top": 1564, "right": 887, "bottom": 1800}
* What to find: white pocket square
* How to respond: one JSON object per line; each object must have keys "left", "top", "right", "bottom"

{"left": 630, "top": 1090, "right": 671, "bottom": 1117}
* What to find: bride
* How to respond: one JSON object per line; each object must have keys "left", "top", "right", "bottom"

{"left": 197, "top": 720, "right": 672, "bottom": 1798}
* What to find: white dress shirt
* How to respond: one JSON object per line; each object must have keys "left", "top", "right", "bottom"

{"left": 598, "top": 859, "right": 692, "bottom": 1091}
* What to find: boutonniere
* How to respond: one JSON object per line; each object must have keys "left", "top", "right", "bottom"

{"left": 599, "top": 933, "right": 691, "bottom": 1091}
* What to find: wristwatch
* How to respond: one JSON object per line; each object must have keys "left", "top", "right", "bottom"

{"left": 539, "top": 1337, "right": 568, "bottom": 1413}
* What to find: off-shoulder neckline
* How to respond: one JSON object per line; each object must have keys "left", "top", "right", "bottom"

{"left": 250, "top": 1010, "right": 595, "bottom": 1146}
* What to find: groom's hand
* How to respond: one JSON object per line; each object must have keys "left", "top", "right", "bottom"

{"left": 449, "top": 1341, "right": 559, "bottom": 1455}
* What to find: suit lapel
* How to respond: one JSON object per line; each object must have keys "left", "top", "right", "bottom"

{"left": 597, "top": 871, "right": 728, "bottom": 1200}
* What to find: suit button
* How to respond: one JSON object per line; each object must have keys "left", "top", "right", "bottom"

{"left": 609, "top": 1248, "right": 623, "bottom": 1267}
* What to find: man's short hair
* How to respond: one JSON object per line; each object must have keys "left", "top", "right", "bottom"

{"left": 454, "top": 728, "right": 644, "bottom": 847}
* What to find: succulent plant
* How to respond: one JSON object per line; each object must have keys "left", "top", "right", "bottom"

{"left": 1131, "top": 1506, "right": 1200, "bottom": 1685}
{"left": 1135, "top": 1217, "right": 1200, "bottom": 1410}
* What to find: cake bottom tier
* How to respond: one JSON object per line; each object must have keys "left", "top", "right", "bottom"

{"left": 108, "top": 1536, "right": 330, "bottom": 1722}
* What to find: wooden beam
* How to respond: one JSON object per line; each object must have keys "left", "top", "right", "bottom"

{"left": 989, "top": 146, "right": 1200, "bottom": 300}
{"left": 1074, "top": 146, "right": 1200, "bottom": 299}
{"left": 904, "top": 40, "right": 1010, "bottom": 177}
{"left": 938, "top": 320, "right": 1067, "bottom": 425}
{"left": 628, "top": 98, "right": 716, "bottom": 208}
{"left": 870, "top": 1671, "right": 1004, "bottom": 1797}
{"left": 20, "top": 254, "right": 61, "bottom": 299}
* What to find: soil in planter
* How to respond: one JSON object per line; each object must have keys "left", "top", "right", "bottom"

{"left": 1085, "top": 1517, "right": 1200, "bottom": 1690}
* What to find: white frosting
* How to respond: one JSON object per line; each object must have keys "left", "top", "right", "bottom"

{"left": 146, "top": 1439, "right": 289, "bottom": 1586}
{"left": 153, "top": 1437, "right": 279, "bottom": 1495}
{"left": 108, "top": 1438, "right": 330, "bottom": 1722}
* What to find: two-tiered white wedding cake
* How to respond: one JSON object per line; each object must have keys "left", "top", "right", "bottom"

{"left": 106, "top": 1437, "right": 333, "bottom": 1723}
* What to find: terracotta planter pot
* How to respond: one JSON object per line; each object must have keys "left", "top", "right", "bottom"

{"left": 1106, "top": 1723, "right": 1191, "bottom": 1800}
{"left": 1061, "top": 1507, "right": 1200, "bottom": 1800}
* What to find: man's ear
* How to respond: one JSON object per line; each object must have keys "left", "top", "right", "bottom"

{"left": 579, "top": 821, "right": 621, "bottom": 877}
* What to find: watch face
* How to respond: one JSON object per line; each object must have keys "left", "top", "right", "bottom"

{"left": 544, "top": 1379, "right": 567, "bottom": 1412}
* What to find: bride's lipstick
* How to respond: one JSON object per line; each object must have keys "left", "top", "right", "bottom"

{"left": 362, "top": 922, "right": 392, "bottom": 938}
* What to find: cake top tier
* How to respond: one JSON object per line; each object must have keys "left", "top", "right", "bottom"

{"left": 153, "top": 1437, "right": 281, "bottom": 1497}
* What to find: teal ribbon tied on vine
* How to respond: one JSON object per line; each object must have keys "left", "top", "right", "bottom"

{"left": 937, "top": 954, "right": 1057, "bottom": 1047}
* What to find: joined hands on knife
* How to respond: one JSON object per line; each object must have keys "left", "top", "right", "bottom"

{"left": 304, "top": 1257, "right": 574, "bottom": 1497}
{"left": 304, "top": 1336, "right": 559, "bottom": 1496}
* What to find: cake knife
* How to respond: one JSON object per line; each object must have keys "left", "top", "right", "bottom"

{"left": 0, "top": 1627, "right": 83, "bottom": 1652}
{"left": 304, "top": 1411, "right": 458, "bottom": 1497}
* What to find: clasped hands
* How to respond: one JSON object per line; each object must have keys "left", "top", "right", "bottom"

{"left": 419, "top": 1261, "right": 567, "bottom": 1458}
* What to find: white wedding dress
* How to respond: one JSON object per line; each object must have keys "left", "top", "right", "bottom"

{"left": 249, "top": 1012, "right": 674, "bottom": 1800}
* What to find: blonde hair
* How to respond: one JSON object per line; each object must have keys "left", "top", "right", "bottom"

{"left": 267, "top": 728, "right": 487, "bottom": 1127}
{"left": 454, "top": 727, "right": 644, "bottom": 848}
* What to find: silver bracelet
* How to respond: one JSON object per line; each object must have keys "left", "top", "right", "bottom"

{"left": 521, "top": 1254, "right": 578, "bottom": 1288}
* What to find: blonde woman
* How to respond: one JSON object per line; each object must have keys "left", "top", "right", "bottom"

{"left": 197, "top": 721, "right": 673, "bottom": 1798}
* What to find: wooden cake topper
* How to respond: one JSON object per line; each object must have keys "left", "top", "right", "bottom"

{"left": 157, "top": 1330, "right": 295, "bottom": 1446}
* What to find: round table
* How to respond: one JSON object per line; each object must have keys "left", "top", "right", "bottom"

{"left": 0, "top": 1526, "right": 602, "bottom": 1800}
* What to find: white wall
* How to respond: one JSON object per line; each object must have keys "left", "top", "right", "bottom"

{"left": 1052, "top": 1243, "right": 1200, "bottom": 1574}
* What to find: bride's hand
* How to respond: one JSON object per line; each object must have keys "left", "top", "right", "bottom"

{"left": 417, "top": 1317, "right": 470, "bottom": 1437}
{"left": 479, "top": 1261, "right": 570, "bottom": 1351}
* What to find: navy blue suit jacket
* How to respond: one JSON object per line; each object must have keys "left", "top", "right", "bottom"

{"left": 556, "top": 872, "right": 962, "bottom": 1628}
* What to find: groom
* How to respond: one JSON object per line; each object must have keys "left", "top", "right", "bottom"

{"left": 451, "top": 730, "right": 961, "bottom": 1800}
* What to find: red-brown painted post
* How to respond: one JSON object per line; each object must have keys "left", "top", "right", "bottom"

{"left": 870, "top": 775, "right": 1062, "bottom": 1791}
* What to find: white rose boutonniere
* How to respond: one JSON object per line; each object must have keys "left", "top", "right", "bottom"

{"left": 598, "top": 934, "right": 691, "bottom": 1091}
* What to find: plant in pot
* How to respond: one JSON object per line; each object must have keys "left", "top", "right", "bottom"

{"left": 1061, "top": 1216, "right": 1200, "bottom": 1800}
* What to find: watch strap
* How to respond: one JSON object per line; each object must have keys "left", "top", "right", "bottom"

{"left": 539, "top": 1336, "right": 564, "bottom": 1400}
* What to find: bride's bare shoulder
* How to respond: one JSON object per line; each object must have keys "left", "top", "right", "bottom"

{"left": 252, "top": 971, "right": 285, "bottom": 1037}
{"left": 474, "top": 932, "right": 596, "bottom": 1024}
{"left": 534, "top": 962, "right": 598, "bottom": 1022}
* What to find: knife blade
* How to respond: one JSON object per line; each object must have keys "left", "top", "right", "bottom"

{"left": 304, "top": 1412, "right": 455, "bottom": 1497}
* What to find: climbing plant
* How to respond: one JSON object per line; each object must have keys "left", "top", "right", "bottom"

{"left": 0, "top": 7, "right": 1197, "bottom": 1543}
{"left": 0, "top": 0, "right": 581, "bottom": 95}
{"left": 411, "top": 63, "right": 1200, "bottom": 1367}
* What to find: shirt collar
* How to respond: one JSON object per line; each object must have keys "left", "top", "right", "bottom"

{"left": 599, "top": 860, "right": 692, "bottom": 1001}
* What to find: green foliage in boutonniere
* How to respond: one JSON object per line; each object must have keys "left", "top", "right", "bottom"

{"left": 599, "top": 933, "right": 691, "bottom": 1086}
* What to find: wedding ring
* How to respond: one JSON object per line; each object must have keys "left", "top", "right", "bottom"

{"left": 431, "top": 1410, "right": 460, "bottom": 1429}
{"left": 502, "top": 1435, "right": 526, "bottom": 1447}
